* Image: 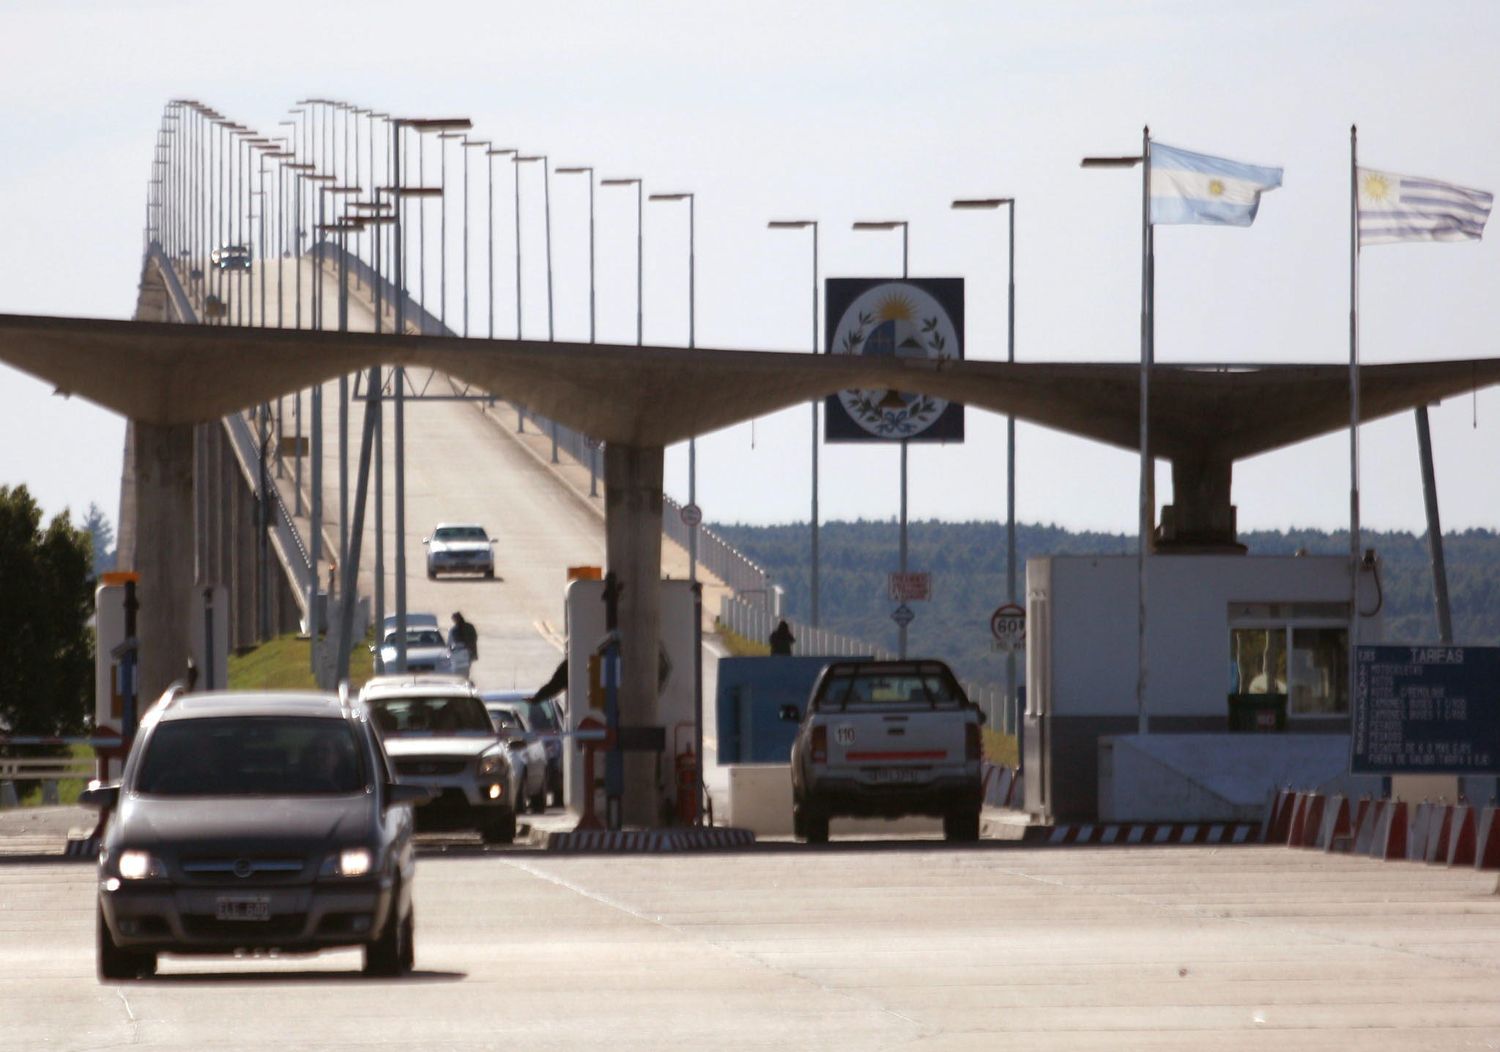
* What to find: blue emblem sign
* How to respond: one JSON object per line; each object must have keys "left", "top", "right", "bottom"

{"left": 824, "top": 278, "right": 964, "bottom": 442}
{"left": 1351, "top": 645, "right": 1500, "bottom": 774}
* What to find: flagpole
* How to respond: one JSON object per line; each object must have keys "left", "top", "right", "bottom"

{"left": 1137, "top": 124, "right": 1153, "bottom": 736}
{"left": 1348, "top": 124, "right": 1361, "bottom": 720}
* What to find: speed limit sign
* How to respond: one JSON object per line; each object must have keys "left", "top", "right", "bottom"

{"left": 990, "top": 603, "right": 1026, "bottom": 653}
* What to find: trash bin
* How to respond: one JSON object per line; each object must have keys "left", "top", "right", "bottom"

{"left": 1227, "top": 692, "right": 1287, "bottom": 732}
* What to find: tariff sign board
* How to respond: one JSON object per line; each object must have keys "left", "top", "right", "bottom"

{"left": 1351, "top": 645, "right": 1500, "bottom": 774}
{"left": 990, "top": 603, "right": 1026, "bottom": 653}
{"left": 888, "top": 572, "right": 931, "bottom": 602}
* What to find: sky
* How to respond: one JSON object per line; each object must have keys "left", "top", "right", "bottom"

{"left": 3, "top": 0, "right": 1500, "bottom": 540}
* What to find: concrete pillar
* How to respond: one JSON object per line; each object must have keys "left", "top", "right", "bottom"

{"left": 604, "top": 443, "right": 665, "bottom": 827}
{"left": 1159, "top": 457, "right": 1242, "bottom": 552}
{"left": 125, "top": 421, "right": 196, "bottom": 703}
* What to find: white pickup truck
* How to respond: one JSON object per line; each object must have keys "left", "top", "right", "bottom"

{"left": 782, "top": 659, "right": 986, "bottom": 844}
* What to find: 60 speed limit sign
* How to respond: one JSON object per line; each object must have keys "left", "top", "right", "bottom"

{"left": 990, "top": 603, "right": 1026, "bottom": 653}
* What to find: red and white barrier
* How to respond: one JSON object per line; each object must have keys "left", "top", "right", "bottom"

{"left": 1446, "top": 805, "right": 1477, "bottom": 867}
{"left": 1316, "top": 795, "right": 1352, "bottom": 852}
{"left": 1353, "top": 799, "right": 1386, "bottom": 855}
{"left": 1368, "top": 800, "right": 1408, "bottom": 861}
{"left": 1476, "top": 806, "right": 1500, "bottom": 871}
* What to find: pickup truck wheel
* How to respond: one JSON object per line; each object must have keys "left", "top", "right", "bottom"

{"left": 798, "top": 801, "right": 829, "bottom": 844}
{"left": 943, "top": 809, "right": 981, "bottom": 843}
{"left": 480, "top": 809, "right": 517, "bottom": 845}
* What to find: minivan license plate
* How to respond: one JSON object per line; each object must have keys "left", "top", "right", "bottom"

{"left": 215, "top": 896, "right": 270, "bottom": 922}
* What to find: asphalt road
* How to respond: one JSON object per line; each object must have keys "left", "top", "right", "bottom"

{"left": 5, "top": 841, "right": 1500, "bottom": 1050}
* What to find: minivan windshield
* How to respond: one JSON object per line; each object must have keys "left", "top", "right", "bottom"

{"left": 136, "top": 717, "right": 366, "bottom": 796}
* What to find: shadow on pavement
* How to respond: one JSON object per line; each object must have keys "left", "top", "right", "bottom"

{"left": 132, "top": 968, "right": 467, "bottom": 985}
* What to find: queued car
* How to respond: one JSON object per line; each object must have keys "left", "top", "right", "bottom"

{"left": 370, "top": 614, "right": 470, "bottom": 678}
{"left": 361, "top": 675, "right": 522, "bottom": 844}
{"left": 209, "top": 244, "right": 252, "bottom": 271}
{"left": 81, "top": 686, "right": 427, "bottom": 981}
{"left": 481, "top": 692, "right": 551, "bottom": 813}
{"left": 782, "top": 659, "right": 986, "bottom": 844}
{"left": 483, "top": 691, "right": 564, "bottom": 807}
{"left": 423, "top": 523, "right": 496, "bottom": 579}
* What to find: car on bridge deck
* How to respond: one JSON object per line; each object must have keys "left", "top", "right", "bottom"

{"left": 423, "top": 523, "right": 496, "bottom": 579}
{"left": 370, "top": 613, "right": 469, "bottom": 677}
{"left": 80, "top": 686, "right": 426, "bottom": 981}
{"left": 209, "top": 244, "right": 252, "bottom": 271}
{"left": 361, "top": 675, "right": 522, "bottom": 844}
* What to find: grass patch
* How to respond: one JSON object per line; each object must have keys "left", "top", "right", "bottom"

{"left": 228, "top": 627, "right": 379, "bottom": 691}
{"left": 715, "top": 621, "right": 771, "bottom": 658}
{"left": 983, "top": 728, "right": 1019, "bottom": 768}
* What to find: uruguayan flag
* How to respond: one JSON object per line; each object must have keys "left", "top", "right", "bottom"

{"left": 1357, "top": 168, "right": 1493, "bottom": 246}
{"left": 1150, "top": 142, "right": 1283, "bottom": 227}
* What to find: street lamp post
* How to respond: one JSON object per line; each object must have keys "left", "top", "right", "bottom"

{"left": 768, "top": 219, "right": 821, "bottom": 627}
{"left": 516, "top": 154, "right": 556, "bottom": 458}
{"left": 462, "top": 140, "right": 489, "bottom": 337}
{"left": 651, "top": 192, "right": 696, "bottom": 580}
{"left": 952, "top": 197, "right": 1017, "bottom": 731}
{"left": 852, "top": 219, "right": 910, "bottom": 658}
{"left": 389, "top": 117, "right": 469, "bottom": 671}
{"left": 439, "top": 130, "right": 465, "bottom": 333}
{"left": 558, "top": 165, "right": 599, "bottom": 494}
{"left": 601, "top": 177, "right": 644, "bottom": 346}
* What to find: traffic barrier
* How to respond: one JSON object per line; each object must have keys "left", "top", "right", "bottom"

{"left": 1446, "top": 805, "right": 1477, "bottom": 867}
{"left": 1316, "top": 795, "right": 1351, "bottom": 852}
{"left": 1356, "top": 798, "right": 1386, "bottom": 858}
{"left": 1424, "top": 804, "right": 1456, "bottom": 865}
{"left": 1476, "top": 807, "right": 1500, "bottom": 871}
{"left": 1406, "top": 802, "right": 1431, "bottom": 860}
{"left": 1286, "top": 792, "right": 1311, "bottom": 847}
{"left": 1296, "top": 793, "right": 1326, "bottom": 848}
{"left": 546, "top": 827, "right": 755, "bottom": 853}
{"left": 1004, "top": 768, "right": 1023, "bottom": 809}
{"left": 1041, "top": 823, "right": 1258, "bottom": 846}
{"left": 1263, "top": 788, "right": 1297, "bottom": 843}
{"left": 1368, "top": 800, "right": 1408, "bottom": 861}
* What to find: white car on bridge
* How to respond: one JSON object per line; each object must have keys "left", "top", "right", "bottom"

{"left": 370, "top": 614, "right": 470, "bottom": 677}
{"left": 423, "top": 523, "right": 496, "bottom": 579}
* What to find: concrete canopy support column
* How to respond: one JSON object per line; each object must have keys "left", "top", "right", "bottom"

{"left": 125, "top": 420, "right": 196, "bottom": 703}
{"left": 604, "top": 442, "right": 665, "bottom": 828}
{"left": 1159, "top": 457, "right": 1243, "bottom": 553}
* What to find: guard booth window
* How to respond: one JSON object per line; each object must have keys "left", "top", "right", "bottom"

{"left": 1230, "top": 603, "right": 1350, "bottom": 717}
{"left": 1230, "top": 609, "right": 1348, "bottom": 717}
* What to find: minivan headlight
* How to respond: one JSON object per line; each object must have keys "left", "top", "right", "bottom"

{"left": 478, "top": 752, "right": 504, "bottom": 777}
{"left": 118, "top": 850, "right": 166, "bottom": 880}
{"left": 319, "top": 848, "right": 373, "bottom": 878}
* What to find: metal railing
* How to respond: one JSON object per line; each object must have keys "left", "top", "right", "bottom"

{"left": 664, "top": 495, "right": 773, "bottom": 597}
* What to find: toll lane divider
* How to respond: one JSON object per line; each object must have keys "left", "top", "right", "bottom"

{"left": 546, "top": 827, "right": 755, "bottom": 853}
{"left": 1272, "top": 789, "right": 1500, "bottom": 871}
{"left": 981, "top": 762, "right": 1023, "bottom": 810}
{"left": 1039, "top": 823, "right": 1258, "bottom": 846}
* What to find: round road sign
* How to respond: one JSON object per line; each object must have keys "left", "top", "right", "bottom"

{"left": 990, "top": 603, "right": 1026, "bottom": 652}
{"left": 680, "top": 503, "right": 703, "bottom": 528}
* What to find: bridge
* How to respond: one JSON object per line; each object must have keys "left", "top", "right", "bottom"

{"left": 4, "top": 97, "right": 1500, "bottom": 827}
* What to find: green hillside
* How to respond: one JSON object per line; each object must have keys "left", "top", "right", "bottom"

{"left": 708, "top": 520, "right": 1500, "bottom": 689}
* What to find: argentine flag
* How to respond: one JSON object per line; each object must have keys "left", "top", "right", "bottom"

{"left": 1150, "top": 142, "right": 1283, "bottom": 227}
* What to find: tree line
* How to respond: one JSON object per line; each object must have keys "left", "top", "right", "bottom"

{"left": 710, "top": 518, "right": 1500, "bottom": 688}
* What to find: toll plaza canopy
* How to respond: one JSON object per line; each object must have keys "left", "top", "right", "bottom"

{"left": 2, "top": 310, "right": 1498, "bottom": 462}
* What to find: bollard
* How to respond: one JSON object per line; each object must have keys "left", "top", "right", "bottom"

{"left": 1446, "top": 805, "right": 1477, "bottom": 867}
{"left": 1318, "top": 795, "right": 1352, "bottom": 852}
{"left": 1354, "top": 799, "right": 1386, "bottom": 855}
{"left": 1286, "top": 793, "right": 1311, "bottom": 847}
{"left": 1370, "top": 800, "right": 1408, "bottom": 861}
{"left": 1425, "top": 804, "right": 1455, "bottom": 865}
{"left": 1298, "top": 794, "right": 1327, "bottom": 848}
{"left": 1476, "top": 807, "right": 1500, "bottom": 871}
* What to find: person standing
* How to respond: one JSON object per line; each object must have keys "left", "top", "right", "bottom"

{"left": 769, "top": 620, "right": 795, "bottom": 656}
{"left": 449, "top": 612, "right": 479, "bottom": 665}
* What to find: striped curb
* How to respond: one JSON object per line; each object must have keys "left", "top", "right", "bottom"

{"left": 1031, "top": 822, "right": 1260, "bottom": 846}
{"left": 546, "top": 827, "right": 755, "bottom": 853}
{"left": 63, "top": 836, "right": 100, "bottom": 858}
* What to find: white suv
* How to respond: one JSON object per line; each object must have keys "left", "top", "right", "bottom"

{"left": 360, "top": 675, "right": 522, "bottom": 844}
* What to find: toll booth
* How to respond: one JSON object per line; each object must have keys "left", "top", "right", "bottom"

{"left": 1023, "top": 553, "right": 1386, "bottom": 823}
{"left": 561, "top": 576, "right": 699, "bottom": 817}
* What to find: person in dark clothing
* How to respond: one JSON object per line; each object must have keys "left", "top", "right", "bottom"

{"left": 769, "top": 620, "right": 795, "bottom": 656}
{"left": 449, "top": 612, "right": 478, "bottom": 663}
{"left": 533, "top": 658, "right": 568, "bottom": 705}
